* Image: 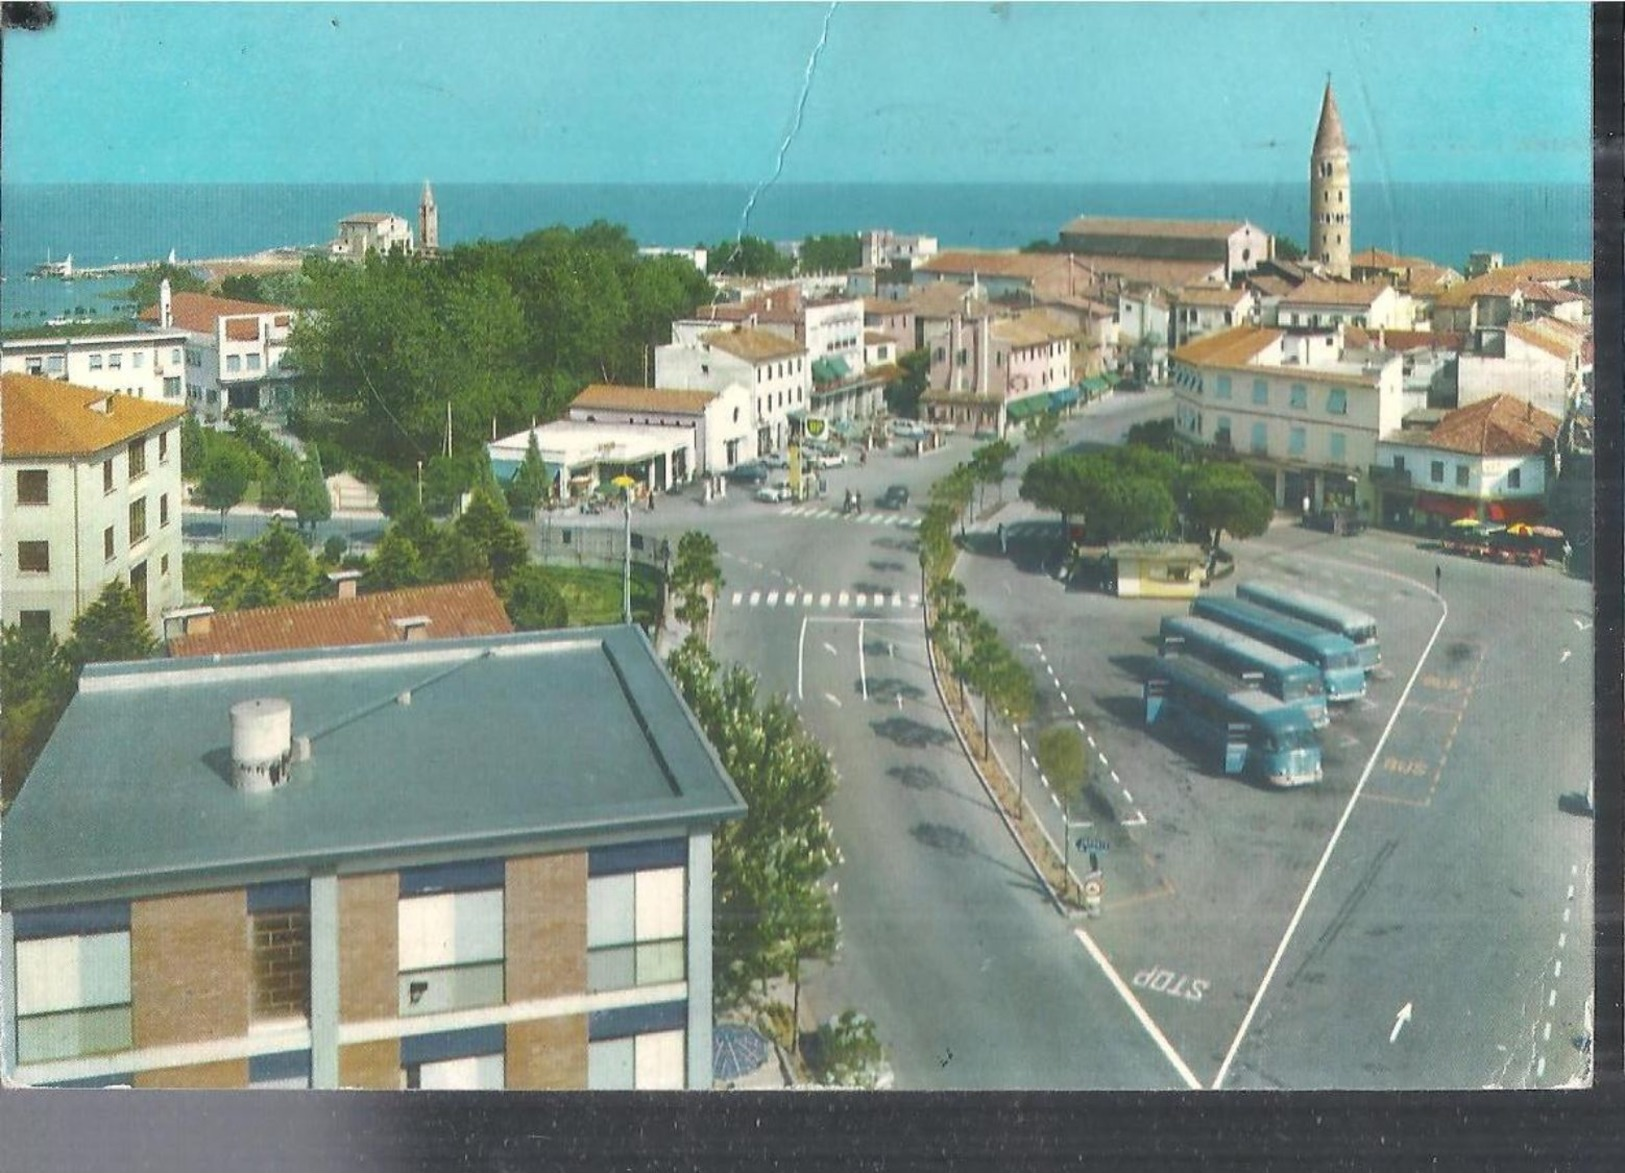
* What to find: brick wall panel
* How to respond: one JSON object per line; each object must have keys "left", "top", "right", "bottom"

{"left": 134, "top": 1058, "right": 248, "bottom": 1089}
{"left": 338, "top": 872, "right": 397, "bottom": 1023}
{"left": 505, "top": 852, "right": 585, "bottom": 1002}
{"left": 339, "top": 1040, "right": 400, "bottom": 1089}
{"left": 130, "top": 889, "right": 249, "bottom": 1049}
{"left": 506, "top": 1015, "right": 587, "bottom": 1090}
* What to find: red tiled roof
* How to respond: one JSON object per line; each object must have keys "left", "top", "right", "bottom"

{"left": 139, "top": 291, "right": 291, "bottom": 336}
{"left": 1343, "top": 327, "right": 1467, "bottom": 353}
{"left": 701, "top": 328, "right": 806, "bottom": 362}
{"left": 169, "top": 580, "right": 513, "bottom": 658}
{"left": 1418, "top": 394, "right": 1559, "bottom": 457}
{"left": 1, "top": 373, "right": 185, "bottom": 458}
{"left": 1060, "top": 217, "right": 1247, "bottom": 241}
{"left": 1278, "top": 278, "right": 1389, "bottom": 308}
{"left": 1507, "top": 321, "right": 1581, "bottom": 362}
{"left": 570, "top": 383, "right": 717, "bottom": 414}
{"left": 1170, "top": 325, "right": 1281, "bottom": 368}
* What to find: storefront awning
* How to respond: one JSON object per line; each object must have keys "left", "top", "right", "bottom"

{"left": 1005, "top": 393, "right": 1052, "bottom": 421}
{"left": 1414, "top": 492, "right": 1477, "bottom": 519}
{"left": 812, "top": 356, "right": 851, "bottom": 383}
{"left": 1051, "top": 386, "right": 1081, "bottom": 407}
{"left": 1487, "top": 499, "right": 1544, "bottom": 524}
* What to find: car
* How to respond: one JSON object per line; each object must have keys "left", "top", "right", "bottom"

{"left": 725, "top": 461, "right": 768, "bottom": 485}
{"left": 755, "top": 481, "right": 794, "bottom": 503}
{"left": 877, "top": 484, "right": 910, "bottom": 510}
{"left": 889, "top": 419, "right": 926, "bottom": 439}
{"left": 813, "top": 449, "right": 847, "bottom": 469}
{"left": 761, "top": 451, "right": 789, "bottom": 470}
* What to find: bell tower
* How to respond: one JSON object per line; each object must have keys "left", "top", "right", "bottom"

{"left": 1309, "top": 79, "right": 1350, "bottom": 279}
{"left": 418, "top": 181, "right": 439, "bottom": 257}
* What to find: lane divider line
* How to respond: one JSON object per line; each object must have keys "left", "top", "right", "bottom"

{"left": 1074, "top": 928, "right": 1203, "bottom": 1090}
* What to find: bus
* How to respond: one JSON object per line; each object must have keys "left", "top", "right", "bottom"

{"left": 1191, "top": 596, "right": 1367, "bottom": 702}
{"left": 1143, "top": 655, "right": 1323, "bottom": 787}
{"left": 1236, "top": 581, "right": 1381, "bottom": 672}
{"left": 1159, "top": 615, "right": 1330, "bottom": 729}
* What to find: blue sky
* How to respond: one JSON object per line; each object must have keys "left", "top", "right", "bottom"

{"left": 3, "top": 3, "right": 1593, "bottom": 184}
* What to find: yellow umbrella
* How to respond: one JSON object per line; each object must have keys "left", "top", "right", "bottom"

{"left": 1449, "top": 517, "right": 1481, "bottom": 528}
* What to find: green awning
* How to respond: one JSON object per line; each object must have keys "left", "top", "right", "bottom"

{"left": 1081, "top": 376, "right": 1109, "bottom": 393}
{"left": 1051, "top": 386, "right": 1081, "bottom": 407}
{"left": 812, "top": 356, "right": 851, "bottom": 383}
{"left": 1005, "top": 394, "right": 1052, "bottom": 420}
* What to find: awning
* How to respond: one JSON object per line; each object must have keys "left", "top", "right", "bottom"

{"left": 1005, "top": 394, "right": 1052, "bottom": 421}
{"left": 1415, "top": 492, "right": 1477, "bottom": 519}
{"left": 1051, "top": 386, "right": 1081, "bottom": 407}
{"left": 1487, "top": 499, "right": 1544, "bottom": 524}
{"left": 812, "top": 356, "right": 851, "bottom": 383}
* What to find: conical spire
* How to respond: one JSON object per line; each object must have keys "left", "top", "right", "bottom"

{"left": 1313, "top": 80, "right": 1348, "bottom": 156}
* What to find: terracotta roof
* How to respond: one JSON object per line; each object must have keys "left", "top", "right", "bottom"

{"left": 991, "top": 311, "right": 1075, "bottom": 348}
{"left": 1517, "top": 282, "right": 1585, "bottom": 306}
{"left": 1417, "top": 394, "right": 1559, "bottom": 457}
{"left": 1433, "top": 268, "right": 1587, "bottom": 309}
{"left": 1175, "top": 283, "right": 1250, "bottom": 308}
{"left": 1, "top": 373, "right": 185, "bottom": 459}
{"left": 1351, "top": 247, "right": 1432, "bottom": 270}
{"left": 139, "top": 291, "right": 291, "bottom": 336}
{"left": 1246, "top": 274, "right": 1298, "bottom": 299}
{"left": 905, "top": 282, "right": 996, "bottom": 319}
{"left": 1170, "top": 325, "right": 1282, "bottom": 369}
{"left": 1508, "top": 321, "right": 1581, "bottom": 362}
{"left": 1503, "top": 260, "right": 1591, "bottom": 282}
{"left": 1403, "top": 265, "right": 1462, "bottom": 294}
{"left": 340, "top": 212, "right": 401, "bottom": 225}
{"left": 1070, "top": 254, "right": 1226, "bottom": 289}
{"left": 570, "top": 383, "right": 717, "bottom": 415}
{"left": 701, "top": 328, "right": 806, "bottom": 362}
{"left": 864, "top": 298, "right": 912, "bottom": 316}
{"left": 1343, "top": 328, "right": 1467, "bottom": 353}
{"left": 1313, "top": 81, "right": 1349, "bottom": 155}
{"left": 864, "top": 330, "right": 896, "bottom": 345}
{"left": 168, "top": 580, "right": 513, "bottom": 658}
{"left": 920, "top": 250, "right": 1080, "bottom": 282}
{"left": 1060, "top": 217, "right": 1247, "bottom": 241}
{"left": 1279, "top": 279, "right": 1389, "bottom": 308}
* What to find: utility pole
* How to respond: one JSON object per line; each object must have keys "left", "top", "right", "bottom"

{"left": 611, "top": 474, "right": 637, "bottom": 624}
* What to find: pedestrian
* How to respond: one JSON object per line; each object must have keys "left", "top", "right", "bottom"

{"left": 998, "top": 522, "right": 1007, "bottom": 555}
{"left": 843, "top": 488, "right": 853, "bottom": 514}
{"left": 1434, "top": 564, "right": 1442, "bottom": 593}
{"left": 854, "top": 490, "right": 862, "bottom": 514}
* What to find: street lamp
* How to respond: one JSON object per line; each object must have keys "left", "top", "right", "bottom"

{"left": 611, "top": 474, "right": 637, "bottom": 625}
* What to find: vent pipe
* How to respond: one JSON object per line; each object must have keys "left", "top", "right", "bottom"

{"left": 230, "top": 698, "right": 293, "bottom": 793}
{"left": 394, "top": 615, "right": 432, "bottom": 642}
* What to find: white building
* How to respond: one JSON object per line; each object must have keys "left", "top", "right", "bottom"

{"left": 1270, "top": 279, "right": 1409, "bottom": 331}
{"left": 488, "top": 419, "right": 693, "bottom": 500}
{"left": 1170, "top": 283, "right": 1258, "bottom": 347}
{"left": 2, "top": 329, "right": 189, "bottom": 404}
{"left": 1373, "top": 394, "right": 1559, "bottom": 529}
{"left": 564, "top": 382, "right": 753, "bottom": 475}
{"left": 861, "top": 230, "right": 939, "bottom": 270}
{"left": 637, "top": 246, "right": 708, "bottom": 273}
{"left": 1170, "top": 324, "right": 1405, "bottom": 514}
{"left": 2, "top": 373, "right": 186, "bottom": 637}
{"left": 1456, "top": 319, "right": 1586, "bottom": 420}
{"left": 138, "top": 284, "right": 297, "bottom": 422}
{"left": 655, "top": 327, "right": 809, "bottom": 456}
{"left": 334, "top": 212, "right": 414, "bottom": 259}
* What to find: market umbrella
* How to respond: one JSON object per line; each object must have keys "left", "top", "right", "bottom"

{"left": 713, "top": 1022, "right": 771, "bottom": 1082}
{"left": 1506, "top": 523, "right": 1534, "bottom": 536}
{"left": 1450, "top": 517, "right": 1482, "bottom": 528}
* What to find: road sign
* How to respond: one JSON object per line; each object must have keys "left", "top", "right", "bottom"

{"left": 1082, "top": 877, "right": 1103, "bottom": 900}
{"left": 1075, "top": 838, "right": 1110, "bottom": 854}
{"left": 805, "top": 416, "right": 828, "bottom": 440}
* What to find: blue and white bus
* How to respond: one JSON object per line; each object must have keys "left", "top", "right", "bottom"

{"left": 1143, "top": 655, "right": 1323, "bottom": 787}
{"left": 1191, "top": 596, "right": 1367, "bottom": 702}
{"left": 1159, "top": 615, "right": 1330, "bottom": 728}
{"left": 1236, "top": 581, "right": 1381, "bottom": 672}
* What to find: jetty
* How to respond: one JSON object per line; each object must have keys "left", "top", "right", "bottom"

{"left": 27, "top": 245, "right": 322, "bottom": 282}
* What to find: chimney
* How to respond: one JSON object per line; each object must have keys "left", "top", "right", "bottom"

{"left": 230, "top": 698, "right": 293, "bottom": 793}
{"left": 328, "top": 569, "right": 362, "bottom": 599}
{"left": 393, "top": 615, "right": 432, "bottom": 642}
{"left": 161, "top": 604, "right": 215, "bottom": 645}
{"left": 159, "top": 278, "right": 173, "bottom": 329}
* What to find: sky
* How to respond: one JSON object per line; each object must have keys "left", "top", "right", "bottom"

{"left": 1, "top": 2, "right": 1594, "bottom": 185}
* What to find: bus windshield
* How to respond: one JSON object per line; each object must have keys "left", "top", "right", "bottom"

{"left": 1270, "top": 728, "right": 1317, "bottom": 752}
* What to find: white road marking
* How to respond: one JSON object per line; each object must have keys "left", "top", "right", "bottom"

{"left": 822, "top": 641, "right": 838, "bottom": 656}
{"left": 1057, "top": 690, "right": 1070, "bottom": 704}
{"left": 1074, "top": 929, "right": 1203, "bottom": 1090}
{"left": 766, "top": 591, "right": 779, "bottom": 606}
{"left": 784, "top": 591, "right": 798, "bottom": 606}
{"left": 1554, "top": 959, "right": 1562, "bottom": 978}
{"left": 1110, "top": 772, "right": 1120, "bottom": 784}
{"left": 1567, "top": 885, "right": 1575, "bottom": 900}
{"left": 856, "top": 593, "right": 868, "bottom": 607}
{"left": 1214, "top": 582, "right": 1452, "bottom": 1090}
{"left": 1559, "top": 932, "right": 1567, "bottom": 949}
{"left": 1389, "top": 1002, "right": 1412, "bottom": 1044}
{"left": 1544, "top": 1022, "right": 1553, "bottom": 1042}
{"left": 731, "top": 591, "right": 742, "bottom": 606}
{"left": 1037, "top": 649, "right": 1047, "bottom": 662}
{"left": 748, "top": 591, "right": 761, "bottom": 607}
{"left": 838, "top": 591, "right": 850, "bottom": 607}
{"left": 820, "top": 593, "right": 832, "bottom": 607}
{"left": 1548, "top": 989, "right": 1557, "bottom": 1008}
{"left": 796, "top": 616, "right": 808, "bottom": 700}
{"left": 1559, "top": 649, "right": 1571, "bottom": 664}
{"left": 1098, "top": 752, "right": 1108, "bottom": 765}
{"left": 1121, "top": 788, "right": 1134, "bottom": 803}
{"left": 858, "top": 619, "right": 868, "bottom": 701}
{"left": 1563, "top": 907, "right": 1571, "bottom": 923}
{"left": 1066, "top": 703, "right": 1076, "bottom": 716}
{"left": 1537, "top": 1056, "right": 1546, "bottom": 1079}
{"left": 1574, "top": 618, "right": 1592, "bottom": 630}
{"left": 895, "top": 694, "right": 903, "bottom": 709}
{"left": 1086, "top": 735, "right": 1096, "bottom": 747}
{"left": 1572, "top": 864, "right": 1578, "bottom": 875}
{"left": 891, "top": 593, "right": 902, "bottom": 608}
{"left": 823, "top": 692, "right": 842, "bottom": 708}
{"left": 1123, "top": 811, "right": 1147, "bottom": 827}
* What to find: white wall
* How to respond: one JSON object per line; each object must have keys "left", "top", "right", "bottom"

{"left": 2, "top": 335, "right": 188, "bottom": 403}
{"left": 1376, "top": 442, "right": 1548, "bottom": 500}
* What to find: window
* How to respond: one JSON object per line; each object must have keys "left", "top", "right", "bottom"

{"left": 13, "top": 903, "right": 133, "bottom": 1064}
{"left": 1250, "top": 421, "right": 1268, "bottom": 454}
{"left": 172, "top": 349, "right": 183, "bottom": 365}
{"left": 250, "top": 1051, "right": 312, "bottom": 1090}
{"left": 1251, "top": 379, "right": 1269, "bottom": 405}
{"left": 1455, "top": 465, "right": 1470, "bottom": 488}
{"left": 108, "top": 353, "right": 123, "bottom": 370}
{"left": 132, "top": 351, "right": 145, "bottom": 369}
{"left": 588, "top": 1002, "right": 687, "bottom": 1090}
{"left": 934, "top": 347, "right": 945, "bottom": 363}
{"left": 46, "top": 355, "right": 64, "bottom": 375}
{"left": 249, "top": 882, "right": 310, "bottom": 1024}
{"left": 1214, "top": 416, "right": 1232, "bottom": 446}
{"left": 1289, "top": 384, "right": 1307, "bottom": 410}
{"left": 1508, "top": 467, "right": 1523, "bottom": 490}
{"left": 128, "top": 440, "right": 147, "bottom": 480}
{"left": 1215, "top": 375, "right": 1232, "bottom": 400}
{"left": 163, "top": 377, "right": 182, "bottom": 399}
{"left": 103, "top": 527, "right": 116, "bottom": 562}
{"left": 161, "top": 553, "right": 170, "bottom": 577}
{"left": 1430, "top": 460, "right": 1445, "bottom": 484}
{"left": 158, "top": 431, "right": 169, "bottom": 463}
{"left": 25, "top": 356, "right": 43, "bottom": 374}
{"left": 1288, "top": 427, "right": 1306, "bottom": 457}
{"left": 17, "top": 470, "right": 49, "bottom": 505}
{"left": 397, "top": 861, "right": 505, "bottom": 1017}
{"left": 88, "top": 353, "right": 104, "bottom": 370}
{"left": 159, "top": 494, "right": 170, "bottom": 528}
{"left": 1329, "top": 432, "right": 1346, "bottom": 461}
{"left": 129, "top": 498, "right": 148, "bottom": 545}
{"left": 226, "top": 355, "right": 242, "bottom": 374}
{"left": 1393, "top": 455, "right": 1406, "bottom": 472}
{"left": 18, "top": 541, "right": 50, "bottom": 574}
{"left": 1326, "top": 387, "right": 1348, "bottom": 415}
{"left": 401, "top": 1026, "right": 506, "bottom": 1090}
{"left": 19, "top": 610, "right": 52, "bottom": 635}
{"left": 587, "top": 841, "right": 687, "bottom": 993}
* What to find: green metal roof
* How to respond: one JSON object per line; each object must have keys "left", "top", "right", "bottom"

{"left": 2, "top": 627, "right": 746, "bottom": 906}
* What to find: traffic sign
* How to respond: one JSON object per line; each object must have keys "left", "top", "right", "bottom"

{"left": 1082, "top": 877, "right": 1103, "bottom": 900}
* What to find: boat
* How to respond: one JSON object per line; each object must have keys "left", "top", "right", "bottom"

{"left": 28, "top": 252, "right": 73, "bottom": 280}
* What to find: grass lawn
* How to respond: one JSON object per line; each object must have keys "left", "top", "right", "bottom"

{"left": 549, "top": 563, "right": 662, "bottom": 627}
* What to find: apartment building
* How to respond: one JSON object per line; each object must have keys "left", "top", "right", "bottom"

{"left": 655, "top": 328, "right": 809, "bottom": 455}
{"left": 138, "top": 283, "right": 297, "bottom": 422}
{"left": 1456, "top": 318, "right": 1588, "bottom": 420}
{"left": 1270, "top": 279, "right": 1410, "bottom": 331}
{"left": 1170, "top": 283, "right": 1258, "bottom": 347}
{"left": 1, "top": 626, "right": 746, "bottom": 1090}
{"left": 1, "top": 373, "right": 186, "bottom": 636}
{"left": 1170, "top": 325, "right": 1405, "bottom": 514}
{"left": 2, "top": 329, "right": 189, "bottom": 404}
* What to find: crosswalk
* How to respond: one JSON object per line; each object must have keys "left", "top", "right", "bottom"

{"left": 778, "top": 504, "right": 920, "bottom": 528}
{"left": 727, "top": 589, "right": 922, "bottom": 610}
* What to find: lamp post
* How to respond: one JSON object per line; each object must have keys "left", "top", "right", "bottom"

{"left": 611, "top": 474, "right": 637, "bottom": 625}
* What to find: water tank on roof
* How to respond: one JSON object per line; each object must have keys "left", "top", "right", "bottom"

{"left": 230, "top": 697, "right": 293, "bottom": 794}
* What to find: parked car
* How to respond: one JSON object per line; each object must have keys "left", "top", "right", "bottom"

{"left": 889, "top": 419, "right": 927, "bottom": 439}
{"left": 726, "top": 461, "right": 768, "bottom": 485}
{"left": 813, "top": 449, "right": 847, "bottom": 469}
{"left": 877, "top": 484, "right": 910, "bottom": 510}
{"left": 755, "top": 480, "right": 794, "bottom": 503}
{"left": 761, "top": 451, "right": 789, "bottom": 470}
{"left": 1302, "top": 509, "right": 1366, "bottom": 537}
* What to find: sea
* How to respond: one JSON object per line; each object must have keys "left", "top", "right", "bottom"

{"left": 1, "top": 182, "right": 1594, "bottom": 324}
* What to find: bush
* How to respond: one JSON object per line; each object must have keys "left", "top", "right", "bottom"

{"left": 810, "top": 1012, "right": 886, "bottom": 1089}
